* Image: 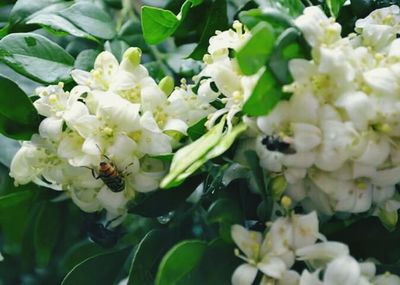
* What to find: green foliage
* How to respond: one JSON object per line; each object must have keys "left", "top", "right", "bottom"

{"left": 161, "top": 119, "right": 247, "bottom": 188}
{"left": 141, "top": 0, "right": 193, "bottom": 45}
{"left": 242, "top": 69, "right": 285, "bottom": 116}
{"left": 61, "top": 2, "right": 116, "bottom": 40}
{"left": 0, "top": 33, "right": 74, "bottom": 84}
{"left": 326, "top": 0, "right": 347, "bottom": 17}
{"left": 33, "top": 201, "right": 62, "bottom": 267}
{"left": 0, "top": 76, "right": 38, "bottom": 139}
{"left": 61, "top": 247, "right": 132, "bottom": 285}
{"left": 188, "top": 0, "right": 229, "bottom": 60}
{"left": 236, "top": 22, "right": 276, "bottom": 75}
{"left": 155, "top": 240, "right": 207, "bottom": 285}
{"left": 128, "top": 229, "right": 177, "bottom": 285}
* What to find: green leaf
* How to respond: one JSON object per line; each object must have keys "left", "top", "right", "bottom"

{"left": 185, "top": 239, "right": 241, "bottom": 285}
{"left": 104, "top": 40, "right": 129, "bottom": 62}
{"left": 207, "top": 198, "right": 243, "bottom": 225}
{"left": 141, "top": 0, "right": 192, "bottom": 45}
{"left": 162, "top": 121, "right": 247, "bottom": 188}
{"left": 189, "top": 0, "right": 229, "bottom": 60}
{"left": 26, "top": 13, "right": 96, "bottom": 40}
{"left": 128, "top": 229, "right": 177, "bottom": 285}
{"left": 258, "top": 0, "right": 304, "bottom": 17}
{"left": 60, "top": 2, "right": 116, "bottom": 40}
{"left": 268, "top": 27, "right": 308, "bottom": 85}
{"left": 350, "top": 0, "right": 373, "bottom": 17}
{"left": 161, "top": 117, "right": 226, "bottom": 188}
{"left": 0, "top": 135, "right": 20, "bottom": 167}
{"left": 74, "top": 49, "right": 100, "bottom": 71}
{"left": 0, "top": 189, "right": 35, "bottom": 255}
{"left": 242, "top": 69, "right": 284, "bottom": 116}
{"left": 0, "top": 62, "right": 40, "bottom": 95}
{"left": 239, "top": 8, "right": 293, "bottom": 31}
{"left": 207, "top": 199, "right": 244, "bottom": 242}
{"left": 155, "top": 240, "right": 207, "bottom": 285}
{"left": 34, "top": 201, "right": 62, "bottom": 267}
{"left": 60, "top": 241, "right": 107, "bottom": 274}
{"left": 187, "top": 117, "right": 207, "bottom": 141}
{"left": 61, "top": 247, "right": 131, "bottom": 285}
{"left": 236, "top": 22, "right": 276, "bottom": 75}
{"left": 0, "top": 33, "right": 74, "bottom": 84}
{"left": 9, "top": 0, "right": 64, "bottom": 25}
{"left": 0, "top": 75, "right": 38, "bottom": 139}
{"left": 326, "top": 0, "right": 346, "bottom": 17}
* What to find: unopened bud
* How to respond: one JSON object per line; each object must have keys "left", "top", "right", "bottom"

{"left": 378, "top": 208, "right": 398, "bottom": 230}
{"left": 270, "top": 175, "right": 287, "bottom": 200}
{"left": 123, "top": 47, "right": 142, "bottom": 66}
{"left": 281, "top": 196, "right": 292, "bottom": 210}
{"left": 159, "top": 76, "right": 174, "bottom": 96}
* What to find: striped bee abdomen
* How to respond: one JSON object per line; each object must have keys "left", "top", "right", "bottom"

{"left": 98, "top": 162, "right": 125, "bottom": 193}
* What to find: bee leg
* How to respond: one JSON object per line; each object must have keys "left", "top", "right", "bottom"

{"left": 91, "top": 168, "right": 101, "bottom": 180}
{"left": 105, "top": 215, "right": 123, "bottom": 228}
{"left": 121, "top": 162, "right": 134, "bottom": 176}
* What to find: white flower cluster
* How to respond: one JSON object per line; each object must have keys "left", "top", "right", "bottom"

{"left": 10, "top": 48, "right": 212, "bottom": 222}
{"left": 194, "top": 20, "right": 260, "bottom": 130}
{"left": 231, "top": 209, "right": 400, "bottom": 285}
{"left": 253, "top": 6, "right": 400, "bottom": 222}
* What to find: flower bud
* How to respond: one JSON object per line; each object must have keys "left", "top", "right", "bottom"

{"left": 159, "top": 76, "right": 174, "bottom": 96}
{"left": 270, "top": 175, "right": 287, "bottom": 200}
{"left": 123, "top": 47, "right": 142, "bottom": 66}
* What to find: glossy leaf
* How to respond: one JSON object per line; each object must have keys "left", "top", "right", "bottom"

{"left": 0, "top": 33, "right": 74, "bottom": 84}
{"left": 0, "top": 189, "right": 35, "bottom": 255}
{"left": 187, "top": 117, "right": 207, "bottom": 141}
{"left": 155, "top": 240, "right": 207, "bottom": 285}
{"left": 61, "top": 247, "right": 131, "bottom": 285}
{"left": 236, "top": 22, "right": 276, "bottom": 75}
{"left": 161, "top": 118, "right": 226, "bottom": 188}
{"left": 207, "top": 198, "right": 243, "bottom": 225}
{"left": 185, "top": 239, "right": 241, "bottom": 285}
{"left": 326, "top": 0, "right": 347, "bottom": 17}
{"left": 74, "top": 49, "right": 100, "bottom": 71}
{"left": 268, "top": 27, "right": 308, "bottom": 85}
{"left": 242, "top": 69, "right": 284, "bottom": 116}
{"left": 60, "top": 241, "right": 107, "bottom": 274}
{"left": 104, "top": 40, "right": 129, "bottom": 62}
{"left": 164, "top": 122, "right": 247, "bottom": 188}
{"left": 141, "top": 0, "right": 192, "bottom": 45}
{"left": 128, "top": 229, "right": 177, "bottom": 285}
{"left": 34, "top": 201, "right": 62, "bottom": 267}
{"left": 0, "top": 76, "right": 38, "bottom": 139}
{"left": 189, "top": 0, "right": 229, "bottom": 60}
{"left": 239, "top": 8, "right": 293, "bottom": 31}
{"left": 0, "top": 135, "right": 20, "bottom": 167}
{"left": 26, "top": 13, "right": 96, "bottom": 40}
{"left": 9, "top": 0, "right": 64, "bottom": 25}
{"left": 60, "top": 2, "right": 116, "bottom": 40}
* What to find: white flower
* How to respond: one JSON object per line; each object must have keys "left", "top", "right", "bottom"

{"left": 295, "top": 6, "right": 341, "bottom": 47}
{"left": 231, "top": 225, "right": 287, "bottom": 285}
{"left": 34, "top": 83, "right": 89, "bottom": 139}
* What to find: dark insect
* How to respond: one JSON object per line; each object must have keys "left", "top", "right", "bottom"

{"left": 91, "top": 155, "right": 126, "bottom": 193}
{"left": 85, "top": 214, "right": 124, "bottom": 248}
{"left": 261, "top": 135, "right": 296, "bottom": 154}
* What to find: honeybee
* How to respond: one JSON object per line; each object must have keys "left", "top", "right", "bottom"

{"left": 90, "top": 155, "right": 126, "bottom": 193}
{"left": 261, "top": 135, "right": 296, "bottom": 154}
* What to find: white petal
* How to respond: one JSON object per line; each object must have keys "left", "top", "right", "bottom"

{"left": 38, "top": 117, "right": 63, "bottom": 139}
{"left": 324, "top": 256, "right": 360, "bottom": 285}
{"left": 231, "top": 225, "right": 262, "bottom": 260}
{"left": 96, "top": 185, "right": 128, "bottom": 215}
{"left": 257, "top": 257, "right": 287, "bottom": 279}
{"left": 292, "top": 212, "right": 319, "bottom": 249}
{"left": 231, "top": 264, "right": 258, "bottom": 285}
